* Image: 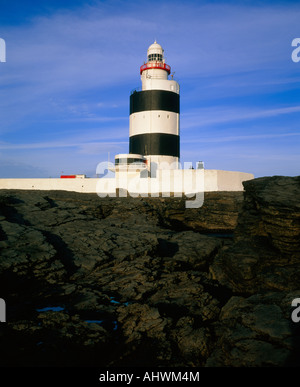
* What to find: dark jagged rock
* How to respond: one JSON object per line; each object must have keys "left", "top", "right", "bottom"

{"left": 0, "top": 176, "right": 299, "bottom": 367}
{"left": 162, "top": 191, "right": 243, "bottom": 233}
{"left": 210, "top": 176, "right": 300, "bottom": 293}
{"left": 206, "top": 291, "right": 300, "bottom": 367}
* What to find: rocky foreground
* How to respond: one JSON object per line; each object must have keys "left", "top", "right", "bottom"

{"left": 0, "top": 175, "right": 299, "bottom": 367}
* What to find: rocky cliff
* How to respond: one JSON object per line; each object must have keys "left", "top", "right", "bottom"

{"left": 0, "top": 175, "right": 299, "bottom": 367}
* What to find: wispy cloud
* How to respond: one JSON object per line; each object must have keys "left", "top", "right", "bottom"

{"left": 181, "top": 105, "right": 300, "bottom": 129}
{"left": 0, "top": 140, "right": 128, "bottom": 150}
{"left": 181, "top": 132, "right": 300, "bottom": 144}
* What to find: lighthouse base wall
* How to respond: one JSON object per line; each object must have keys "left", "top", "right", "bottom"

{"left": 0, "top": 170, "right": 254, "bottom": 196}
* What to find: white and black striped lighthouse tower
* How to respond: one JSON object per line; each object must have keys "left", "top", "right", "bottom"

{"left": 129, "top": 41, "right": 180, "bottom": 172}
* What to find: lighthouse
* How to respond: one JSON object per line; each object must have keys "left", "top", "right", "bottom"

{"left": 115, "top": 41, "right": 180, "bottom": 175}
{"left": 130, "top": 41, "right": 180, "bottom": 171}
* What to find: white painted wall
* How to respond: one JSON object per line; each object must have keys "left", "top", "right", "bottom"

{"left": 0, "top": 178, "right": 101, "bottom": 193}
{"left": 141, "top": 77, "right": 179, "bottom": 93}
{"left": 0, "top": 170, "right": 254, "bottom": 196}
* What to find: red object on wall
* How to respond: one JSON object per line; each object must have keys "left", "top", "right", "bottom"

{"left": 60, "top": 175, "right": 76, "bottom": 178}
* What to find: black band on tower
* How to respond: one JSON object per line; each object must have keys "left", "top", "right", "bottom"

{"left": 130, "top": 90, "right": 179, "bottom": 115}
{"left": 129, "top": 133, "right": 179, "bottom": 157}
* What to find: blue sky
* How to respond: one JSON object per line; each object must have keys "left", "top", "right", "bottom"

{"left": 0, "top": 0, "right": 299, "bottom": 178}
